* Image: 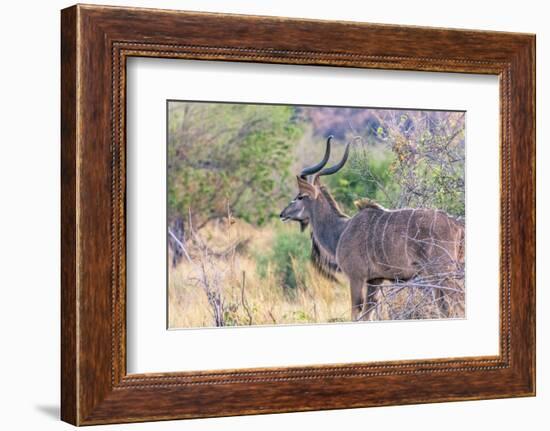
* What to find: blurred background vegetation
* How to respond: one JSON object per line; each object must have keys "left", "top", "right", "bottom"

{"left": 167, "top": 101, "right": 465, "bottom": 328}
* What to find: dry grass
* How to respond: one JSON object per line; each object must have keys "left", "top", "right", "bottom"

{"left": 168, "top": 219, "right": 351, "bottom": 328}
{"left": 168, "top": 218, "right": 464, "bottom": 329}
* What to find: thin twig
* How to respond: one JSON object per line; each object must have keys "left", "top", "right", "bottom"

{"left": 168, "top": 228, "right": 192, "bottom": 263}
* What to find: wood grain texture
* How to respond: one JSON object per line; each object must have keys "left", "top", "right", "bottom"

{"left": 60, "top": 5, "right": 78, "bottom": 425}
{"left": 60, "top": 4, "right": 535, "bottom": 425}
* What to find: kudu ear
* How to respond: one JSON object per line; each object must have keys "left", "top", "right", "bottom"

{"left": 296, "top": 175, "right": 319, "bottom": 199}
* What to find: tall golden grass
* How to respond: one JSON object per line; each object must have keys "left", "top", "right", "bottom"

{"left": 169, "top": 219, "right": 349, "bottom": 328}
{"left": 168, "top": 218, "right": 464, "bottom": 329}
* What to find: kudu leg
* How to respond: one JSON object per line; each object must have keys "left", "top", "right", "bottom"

{"left": 350, "top": 278, "right": 366, "bottom": 321}
{"left": 433, "top": 288, "right": 449, "bottom": 318}
{"left": 351, "top": 279, "right": 382, "bottom": 321}
{"left": 362, "top": 280, "right": 383, "bottom": 321}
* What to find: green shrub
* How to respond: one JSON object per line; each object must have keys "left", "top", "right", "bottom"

{"left": 256, "top": 228, "right": 311, "bottom": 290}
{"left": 326, "top": 147, "right": 400, "bottom": 213}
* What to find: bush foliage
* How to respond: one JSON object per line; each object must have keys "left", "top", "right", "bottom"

{"left": 255, "top": 226, "right": 311, "bottom": 290}
{"left": 168, "top": 103, "right": 303, "bottom": 227}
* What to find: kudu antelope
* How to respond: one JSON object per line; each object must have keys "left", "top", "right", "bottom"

{"left": 280, "top": 137, "right": 465, "bottom": 321}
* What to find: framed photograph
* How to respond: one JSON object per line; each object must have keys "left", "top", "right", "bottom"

{"left": 61, "top": 4, "right": 535, "bottom": 425}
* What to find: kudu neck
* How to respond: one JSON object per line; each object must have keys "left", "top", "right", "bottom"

{"left": 310, "top": 190, "right": 349, "bottom": 258}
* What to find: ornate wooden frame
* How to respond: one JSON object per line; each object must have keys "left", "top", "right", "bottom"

{"left": 61, "top": 4, "right": 535, "bottom": 425}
